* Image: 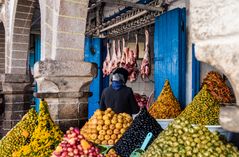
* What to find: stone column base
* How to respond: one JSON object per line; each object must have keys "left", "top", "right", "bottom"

{"left": 1, "top": 74, "right": 32, "bottom": 135}
{"left": 34, "top": 60, "right": 96, "bottom": 132}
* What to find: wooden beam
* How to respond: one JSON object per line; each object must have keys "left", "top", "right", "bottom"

{"left": 101, "top": 0, "right": 163, "bottom": 12}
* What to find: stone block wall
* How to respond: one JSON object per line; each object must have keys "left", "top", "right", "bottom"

{"left": 0, "top": 0, "right": 92, "bottom": 134}
{"left": 0, "top": 23, "right": 4, "bottom": 74}
{"left": 190, "top": 0, "right": 239, "bottom": 132}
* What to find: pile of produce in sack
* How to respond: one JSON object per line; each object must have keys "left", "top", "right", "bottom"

{"left": 113, "top": 108, "right": 163, "bottom": 157}
{"left": 134, "top": 93, "right": 148, "bottom": 108}
{"left": 149, "top": 80, "right": 181, "bottom": 119}
{"left": 81, "top": 108, "right": 132, "bottom": 145}
{"left": 105, "top": 149, "right": 120, "bottom": 157}
{"left": 142, "top": 117, "right": 239, "bottom": 157}
{"left": 52, "top": 127, "right": 103, "bottom": 157}
{"left": 13, "top": 100, "right": 64, "bottom": 157}
{"left": 0, "top": 108, "right": 38, "bottom": 156}
{"left": 177, "top": 85, "right": 220, "bottom": 125}
{"left": 202, "top": 71, "right": 234, "bottom": 103}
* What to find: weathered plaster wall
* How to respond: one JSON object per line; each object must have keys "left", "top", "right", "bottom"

{"left": 190, "top": 0, "right": 239, "bottom": 132}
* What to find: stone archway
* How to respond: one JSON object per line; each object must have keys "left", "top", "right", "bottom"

{"left": 6, "top": 0, "right": 36, "bottom": 74}
{"left": 0, "top": 0, "right": 38, "bottom": 135}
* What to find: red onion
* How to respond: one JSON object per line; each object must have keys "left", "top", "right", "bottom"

{"left": 74, "top": 128, "right": 80, "bottom": 134}
{"left": 73, "top": 149, "right": 79, "bottom": 155}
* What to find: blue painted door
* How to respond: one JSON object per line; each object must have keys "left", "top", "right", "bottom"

{"left": 192, "top": 43, "right": 200, "bottom": 98}
{"left": 154, "top": 8, "right": 187, "bottom": 108}
{"left": 29, "top": 35, "right": 41, "bottom": 112}
{"left": 84, "top": 38, "right": 109, "bottom": 118}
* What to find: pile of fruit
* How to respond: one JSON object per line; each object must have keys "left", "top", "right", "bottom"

{"left": 81, "top": 108, "right": 132, "bottom": 145}
{"left": 177, "top": 85, "right": 220, "bottom": 125}
{"left": 105, "top": 149, "right": 120, "bottom": 157}
{"left": 149, "top": 80, "right": 181, "bottom": 119}
{"left": 134, "top": 93, "right": 148, "bottom": 108}
{"left": 202, "top": 71, "right": 234, "bottom": 103}
{"left": 13, "top": 100, "right": 64, "bottom": 157}
{"left": 52, "top": 127, "right": 103, "bottom": 157}
{"left": 0, "top": 108, "right": 38, "bottom": 156}
{"left": 142, "top": 117, "right": 239, "bottom": 157}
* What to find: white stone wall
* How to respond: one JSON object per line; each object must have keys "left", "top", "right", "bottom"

{"left": 190, "top": 0, "right": 239, "bottom": 132}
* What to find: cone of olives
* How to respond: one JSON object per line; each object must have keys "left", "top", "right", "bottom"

{"left": 142, "top": 117, "right": 239, "bottom": 157}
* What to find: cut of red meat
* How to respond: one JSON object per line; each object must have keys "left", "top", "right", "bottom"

{"left": 140, "top": 30, "right": 151, "bottom": 79}
{"left": 102, "top": 42, "right": 111, "bottom": 77}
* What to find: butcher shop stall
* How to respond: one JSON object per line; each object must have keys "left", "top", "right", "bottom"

{"left": 84, "top": 0, "right": 189, "bottom": 118}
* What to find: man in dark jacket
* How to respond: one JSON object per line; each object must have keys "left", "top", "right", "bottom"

{"left": 100, "top": 68, "right": 139, "bottom": 115}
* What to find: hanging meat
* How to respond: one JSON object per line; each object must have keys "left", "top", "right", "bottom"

{"left": 140, "top": 30, "right": 151, "bottom": 79}
{"left": 102, "top": 42, "right": 111, "bottom": 77}
{"left": 134, "top": 34, "right": 139, "bottom": 59}
{"left": 109, "top": 40, "right": 118, "bottom": 73}
{"left": 116, "top": 40, "right": 122, "bottom": 67}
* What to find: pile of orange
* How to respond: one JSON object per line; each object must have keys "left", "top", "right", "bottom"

{"left": 81, "top": 108, "right": 132, "bottom": 145}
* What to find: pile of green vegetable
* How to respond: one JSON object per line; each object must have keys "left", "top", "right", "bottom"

{"left": 13, "top": 100, "right": 63, "bottom": 157}
{"left": 142, "top": 117, "right": 239, "bottom": 157}
{"left": 0, "top": 109, "right": 38, "bottom": 157}
{"left": 177, "top": 85, "right": 220, "bottom": 125}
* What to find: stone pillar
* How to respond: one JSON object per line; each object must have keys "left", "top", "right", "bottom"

{"left": 34, "top": 0, "right": 92, "bottom": 131}
{"left": 1, "top": 74, "right": 32, "bottom": 135}
{"left": 34, "top": 60, "right": 96, "bottom": 131}
{"left": 190, "top": 0, "right": 239, "bottom": 132}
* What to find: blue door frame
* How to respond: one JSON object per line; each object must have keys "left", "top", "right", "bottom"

{"left": 84, "top": 38, "right": 109, "bottom": 119}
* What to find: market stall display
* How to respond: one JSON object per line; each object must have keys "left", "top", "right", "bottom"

{"left": 149, "top": 80, "right": 181, "bottom": 119}
{"left": 13, "top": 100, "right": 64, "bottom": 157}
{"left": 81, "top": 108, "right": 132, "bottom": 145}
{"left": 202, "top": 71, "right": 234, "bottom": 103}
{"left": 52, "top": 127, "right": 103, "bottom": 157}
{"left": 142, "top": 117, "right": 239, "bottom": 157}
{"left": 0, "top": 108, "right": 38, "bottom": 157}
{"left": 177, "top": 85, "right": 220, "bottom": 125}
{"left": 113, "top": 108, "right": 162, "bottom": 157}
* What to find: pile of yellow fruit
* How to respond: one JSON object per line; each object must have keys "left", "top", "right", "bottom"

{"left": 13, "top": 100, "right": 63, "bottom": 157}
{"left": 0, "top": 108, "right": 38, "bottom": 157}
{"left": 81, "top": 108, "right": 132, "bottom": 145}
{"left": 105, "top": 149, "right": 120, "bottom": 157}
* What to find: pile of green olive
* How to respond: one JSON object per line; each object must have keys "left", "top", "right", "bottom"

{"left": 142, "top": 118, "right": 239, "bottom": 157}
